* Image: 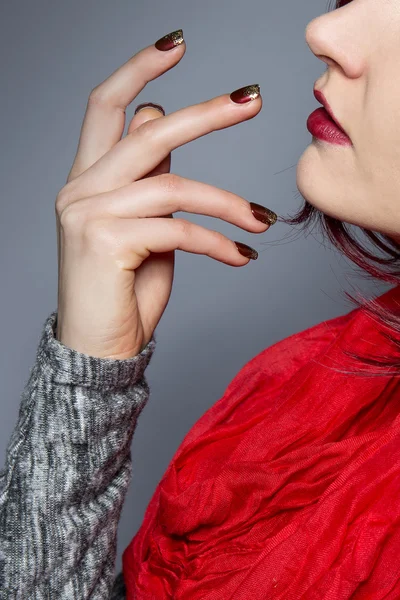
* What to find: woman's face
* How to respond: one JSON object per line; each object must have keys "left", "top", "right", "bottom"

{"left": 297, "top": 0, "right": 400, "bottom": 242}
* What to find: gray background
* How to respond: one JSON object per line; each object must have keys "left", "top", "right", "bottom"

{"left": 0, "top": 0, "right": 389, "bottom": 574}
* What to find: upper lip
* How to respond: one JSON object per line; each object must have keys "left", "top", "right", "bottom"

{"left": 313, "top": 88, "right": 348, "bottom": 136}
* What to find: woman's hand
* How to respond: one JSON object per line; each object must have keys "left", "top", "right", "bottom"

{"left": 54, "top": 30, "right": 277, "bottom": 359}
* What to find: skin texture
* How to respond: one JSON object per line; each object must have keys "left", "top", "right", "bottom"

{"left": 55, "top": 39, "right": 270, "bottom": 359}
{"left": 297, "top": 0, "right": 400, "bottom": 242}
{"left": 57, "top": 0, "right": 400, "bottom": 360}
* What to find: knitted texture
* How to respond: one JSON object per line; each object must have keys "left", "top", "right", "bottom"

{"left": 0, "top": 311, "right": 156, "bottom": 599}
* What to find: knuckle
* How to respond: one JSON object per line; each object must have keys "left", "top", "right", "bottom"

{"left": 133, "top": 118, "right": 158, "bottom": 140}
{"left": 209, "top": 228, "right": 227, "bottom": 246}
{"left": 59, "top": 197, "right": 93, "bottom": 232}
{"left": 55, "top": 188, "right": 72, "bottom": 218}
{"left": 55, "top": 190, "right": 67, "bottom": 216}
{"left": 55, "top": 181, "right": 77, "bottom": 215}
{"left": 59, "top": 203, "right": 85, "bottom": 231}
{"left": 88, "top": 86, "right": 126, "bottom": 114}
{"left": 88, "top": 86, "right": 116, "bottom": 109}
{"left": 175, "top": 218, "right": 192, "bottom": 238}
{"left": 88, "top": 86, "right": 104, "bottom": 106}
{"left": 157, "top": 172, "right": 183, "bottom": 195}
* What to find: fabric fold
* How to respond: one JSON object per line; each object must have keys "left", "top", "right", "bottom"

{"left": 123, "top": 285, "right": 400, "bottom": 599}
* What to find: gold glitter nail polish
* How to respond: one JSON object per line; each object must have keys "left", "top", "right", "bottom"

{"left": 154, "top": 29, "right": 184, "bottom": 51}
{"left": 230, "top": 84, "right": 261, "bottom": 104}
{"left": 234, "top": 242, "right": 259, "bottom": 260}
{"left": 267, "top": 210, "right": 278, "bottom": 226}
{"left": 250, "top": 203, "right": 278, "bottom": 226}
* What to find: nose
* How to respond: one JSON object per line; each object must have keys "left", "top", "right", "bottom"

{"left": 305, "top": 12, "right": 364, "bottom": 80}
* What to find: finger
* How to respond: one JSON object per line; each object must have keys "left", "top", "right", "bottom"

{"left": 67, "top": 31, "right": 185, "bottom": 182}
{"left": 60, "top": 174, "right": 275, "bottom": 234}
{"left": 126, "top": 105, "right": 172, "bottom": 184}
{"left": 127, "top": 103, "right": 166, "bottom": 133}
{"left": 80, "top": 215, "right": 258, "bottom": 270}
{"left": 65, "top": 86, "right": 262, "bottom": 201}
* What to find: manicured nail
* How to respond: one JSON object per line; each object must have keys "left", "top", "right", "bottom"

{"left": 250, "top": 203, "right": 278, "bottom": 226}
{"left": 134, "top": 102, "right": 166, "bottom": 116}
{"left": 230, "top": 84, "right": 261, "bottom": 104}
{"left": 234, "top": 242, "right": 258, "bottom": 260}
{"left": 155, "top": 29, "right": 184, "bottom": 51}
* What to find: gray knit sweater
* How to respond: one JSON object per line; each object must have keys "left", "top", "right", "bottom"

{"left": 0, "top": 311, "right": 157, "bottom": 599}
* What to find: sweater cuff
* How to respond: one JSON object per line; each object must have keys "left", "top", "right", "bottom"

{"left": 35, "top": 311, "right": 157, "bottom": 390}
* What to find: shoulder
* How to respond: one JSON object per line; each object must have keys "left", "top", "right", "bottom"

{"left": 228, "top": 306, "right": 360, "bottom": 392}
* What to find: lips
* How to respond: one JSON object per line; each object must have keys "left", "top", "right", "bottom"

{"left": 313, "top": 88, "right": 348, "bottom": 137}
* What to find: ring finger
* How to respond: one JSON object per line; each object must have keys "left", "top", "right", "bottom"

{"left": 61, "top": 174, "right": 275, "bottom": 233}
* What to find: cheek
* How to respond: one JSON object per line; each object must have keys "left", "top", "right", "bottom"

{"left": 361, "top": 23, "right": 400, "bottom": 185}
{"left": 356, "top": 87, "right": 400, "bottom": 196}
{"left": 352, "top": 103, "right": 400, "bottom": 233}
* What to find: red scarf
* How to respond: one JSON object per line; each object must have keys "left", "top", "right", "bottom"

{"left": 123, "top": 285, "right": 400, "bottom": 599}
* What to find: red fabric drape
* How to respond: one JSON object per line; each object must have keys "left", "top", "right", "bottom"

{"left": 123, "top": 285, "right": 400, "bottom": 599}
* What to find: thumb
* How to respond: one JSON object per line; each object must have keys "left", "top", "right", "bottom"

{"left": 128, "top": 103, "right": 171, "bottom": 178}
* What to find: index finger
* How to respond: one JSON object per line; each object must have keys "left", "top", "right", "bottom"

{"left": 66, "top": 85, "right": 262, "bottom": 202}
{"left": 67, "top": 30, "right": 185, "bottom": 182}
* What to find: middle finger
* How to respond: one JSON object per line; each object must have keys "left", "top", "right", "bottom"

{"left": 65, "top": 86, "right": 262, "bottom": 202}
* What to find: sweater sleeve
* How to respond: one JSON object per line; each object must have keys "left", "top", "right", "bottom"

{"left": 0, "top": 311, "right": 157, "bottom": 599}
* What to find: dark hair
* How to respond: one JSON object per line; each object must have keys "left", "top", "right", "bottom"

{"left": 274, "top": 0, "right": 400, "bottom": 377}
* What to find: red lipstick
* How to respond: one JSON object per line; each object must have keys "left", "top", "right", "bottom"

{"left": 307, "top": 89, "right": 352, "bottom": 146}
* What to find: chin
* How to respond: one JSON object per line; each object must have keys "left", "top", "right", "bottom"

{"left": 295, "top": 142, "right": 370, "bottom": 228}
{"left": 295, "top": 143, "right": 340, "bottom": 217}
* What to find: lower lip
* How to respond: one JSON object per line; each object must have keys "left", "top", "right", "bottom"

{"left": 307, "top": 107, "right": 352, "bottom": 146}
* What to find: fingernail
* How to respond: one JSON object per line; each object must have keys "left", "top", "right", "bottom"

{"left": 234, "top": 242, "right": 258, "bottom": 260}
{"left": 134, "top": 102, "right": 166, "bottom": 116}
{"left": 155, "top": 29, "right": 184, "bottom": 51}
{"left": 250, "top": 203, "right": 278, "bottom": 226}
{"left": 230, "top": 84, "right": 261, "bottom": 104}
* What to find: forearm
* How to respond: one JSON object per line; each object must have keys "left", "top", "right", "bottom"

{"left": 0, "top": 311, "right": 156, "bottom": 599}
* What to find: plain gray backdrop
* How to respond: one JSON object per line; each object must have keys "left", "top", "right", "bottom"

{"left": 0, "top": 0, "right": 390, "bottom": 574}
